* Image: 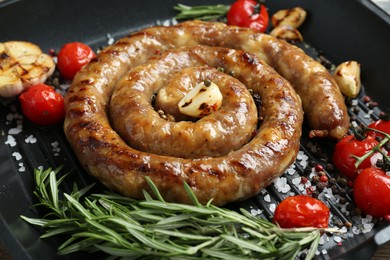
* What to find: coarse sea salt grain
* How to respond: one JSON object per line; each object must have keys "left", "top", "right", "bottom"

{"left": 51, "top": 141, "right": 61, "bottom": 155}
{"left": 322, "top": 249, "right": 328, "bottom": 255}
{"left": 8, "top": 127, "right": 22, "bottom": 135}
{"left": 12, "top": 152, "right": 22, "bottom": 161}
{"left": 269, "top": 203, "right": 276, "bottom": 213}
{"left": 5, "top": 135, "right": 16, "bottom": 147}
{"left": 264, "top": 194, "right": 271, "bottom": 202}
{"left": 285, "top": 165, "right": 296, "bottom": 175}
{"left": 351, "top": 99, "right": 358, "bottom": 106}
{"left": 25, "top": 135, "right": 37, "bottom": 144}
{"left": 274, "top": 177, "right": 291, "bottom": 193}
{"left": 107, "top": 33, "right": 115, "bottom": 45}
{"left": 18, "top": 162, "right": 25, "bottom": 172}
{"left": 334, "top": 236, "right": 342, "bottom": 243}
{"left": 250, "top": 208, "right": 262, "bottom": 216}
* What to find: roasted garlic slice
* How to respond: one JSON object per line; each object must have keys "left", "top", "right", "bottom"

{"left": 0, "top": 41, "right": 55, "bottom": 97}
{"left": 270, "top": 25, "right": 303, "bottom": 42}
{"left": 272, "top": 7, "right": 307, "bottom": 29}
{"left": 333, "top": 61, "right": 361, "bottom": 98}
{"left": 178, "top": 79, "right": 222, "bottom": 118}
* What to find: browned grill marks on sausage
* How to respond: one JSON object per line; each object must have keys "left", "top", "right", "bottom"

{"left": 63, "top": 20, "right": 348, "bottom": 205}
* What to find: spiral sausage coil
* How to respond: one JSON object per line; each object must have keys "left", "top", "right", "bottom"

{"left": 64, "top": 21, "right": 348, "bottom": 205}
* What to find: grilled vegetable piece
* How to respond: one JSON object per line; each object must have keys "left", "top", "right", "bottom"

{"left": 0, "top": 41, "right": 55, "bottom": 98}
{"left": 271, "top": 7, "right": 307, "bottom": 29}
{"left": 333, "top": 61, "right": 361, "bottom": 98}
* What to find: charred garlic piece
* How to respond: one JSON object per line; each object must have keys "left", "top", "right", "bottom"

{"left": 272, "top": 7, "right": 307, "bottom": 29}
{"left": 270, "top": 25, "right": 303, "bottom": 42}
{"left": 0, "top": 41, "right": 55, "bottom": 97}
{"left": 333, "top": 61, "right": 361, "bottom": 98}
{"left": 178, "top": 79, "right": 222, "bottom": 118}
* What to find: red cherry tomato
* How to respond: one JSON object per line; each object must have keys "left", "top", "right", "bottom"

{"left": 57, "top": 42, "right": 96, "bottom": 80}
{"left": 227, "top": 0, "right": 269, "bottom": 33}
{"left": 353, "top": 168, "right": 390, "bottom": 218}
{"left": 367, "top": 119, "right": 390, "bottom": 138}
{"left": 332, "top": 135, "right": 379, "bottom": 179}
{"left": 273, "top": 195, "right": 330, "bottom": 228}
{"left": 18, "top": 84, "right": 65, "bottom": 125}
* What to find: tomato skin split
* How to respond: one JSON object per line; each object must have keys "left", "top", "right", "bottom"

{"left": 18, "top": 84, "right": 65, "bottom": 125}
{"left": 273, "top": 195, "right": 330, "bottom": 228}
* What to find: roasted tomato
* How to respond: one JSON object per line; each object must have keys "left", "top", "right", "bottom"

{"left": 18, "top": 84, "right": 65, "bottom": 125}
{"left": 273, "top": 195, "right": 330, "bottom": 228}
{"left": 353, "top": 168, "right": 390, "bottom": 219}
{"left": 227, "top": 0, "right": 269, "bottom": 33}
{"left": 57, "top": 42, "right": 96, "bottom": 80}
{"left": 332, "top": 135, "right": 379, "bottom": 179}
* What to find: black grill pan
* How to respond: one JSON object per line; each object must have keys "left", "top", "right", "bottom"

{"left": 0, "top": 0, "right": 389, "bottom": 259}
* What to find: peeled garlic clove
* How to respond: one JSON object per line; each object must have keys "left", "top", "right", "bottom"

{"left": 272, "top": 7, "right": 307, "bottom": 29}
{"left": 270, "top": 25, "right": 303, "bottom": 42}
{"left": 178, "top": 80, "right": 222, "bottom": 118}
{"left": 333, "top": 61, "right": 361, "bottom": 98}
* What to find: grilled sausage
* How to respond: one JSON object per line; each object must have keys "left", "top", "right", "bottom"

{"left": 110, "top": 48, "right": 258, "bottom": 158}
{"left": 64, "top": 20, "right": 347, "bottom": 205}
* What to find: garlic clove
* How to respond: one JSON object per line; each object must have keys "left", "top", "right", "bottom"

{"left": 333, "top": 61, "right": 361, "bottom": 98}
{"left": 270, "top": 25, "right": 303, "bottom": 42}
{"left": 272, "top": 7, "right": 307, "bottom": 29}
{"left": 178, "top": 80, "right": 222, "bottom": 118}
{"left": 0, "top": 41, "right": 55, "bottom": 97}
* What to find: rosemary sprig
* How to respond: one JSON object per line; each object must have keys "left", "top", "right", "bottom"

{"left": 353, "top": 127, "right": 390, "bottom": 170}
{"left": 21, "top": 167, "right": 324, "bottom": 259}
{"left": 174, "top": 4, "right": 230, "bottom": 21}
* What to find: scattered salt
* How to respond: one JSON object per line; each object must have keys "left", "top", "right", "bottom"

{"left": 269, "top": 203, "right": 276, "bottom": 213}
{"left": 334, "top": 236, "right": 342, "bottom": 243}
{"left": 285, "top": 165, "right": 296, "bottom": 175}
{"left": 352, "top": 226, "right": 360, "bottom": 235}
{"left": 18, "top": 162, "right": 25, "bottom": 172}
{"left": 351, "top": 99, "right": 358, "bottom": 106}
{"left": 264, "top": 194, "right": 271, "bottom": 202}
{"left": 107, "top": 33, "right": 115, "bottom": 45}
{"left": 25, "top": 135, "right": 37, "bottom": 144}
{"left": 51, "top": 141, "right": 61, "bottom": 155}
{"left": 12, "top": 152, "right": 22, "bottom": 161}
{"left": 250, "top": 208, "right": 262, "bottom": 216}
{"left": 5, "top": 135, "right": 16, "bottom": 147}
{"left": 8, "top": 127, "right": 22, "bottom": 135}
{"left": 321, "top": 249, "right": 328, "bottom": 255}
{"left": 274, "top": 177, "right": 291, "bottom": 193}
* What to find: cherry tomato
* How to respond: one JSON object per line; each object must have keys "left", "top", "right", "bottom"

{"left": 353, "top": 168, "right": 390, "bottom": 218}
{"left": 273, "top": 195, "right": 330, "bottom": 228}
{"left": 227, "top": 0, "right": 269, "bottom": 33}
{"left": 332, "top": 135, "right": 379, "bottom": 179}
{"left": 18, "top": 84, "right": 65, "bottom": 125}
{"left": 57, "top": 42, "right": 96, "bottom": 80}
{"left": 367, "top": 119, "right": 390, "bottom": 138}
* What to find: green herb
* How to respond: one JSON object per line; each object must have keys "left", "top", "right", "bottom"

{"left": 174, "top": 4, "right": 230, "bottom": 21}
{"left": 21, "top": 167, "right": 323, "bottom": 259}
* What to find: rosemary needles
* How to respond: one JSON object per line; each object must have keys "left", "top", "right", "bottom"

{"left": 21, "top": 167, "right": 321, "bottom": 259}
